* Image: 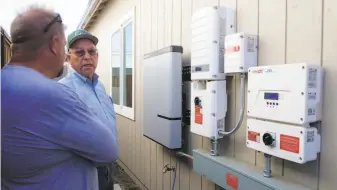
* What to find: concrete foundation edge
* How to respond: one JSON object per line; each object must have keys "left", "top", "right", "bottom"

{"left": 116, "top": 160, "right": 149, "bottom": 190}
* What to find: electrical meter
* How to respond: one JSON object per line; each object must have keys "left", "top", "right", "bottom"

{"left": 224, "top": 32, "right": 258, "bottom": 73}
{"left": 190, "top": 80, "right": 227, "bottom": 139}
{"left": 246, "top": 118, "right": 321, "bottom": 164}
{"left": 191, "top": 6, "right": 235, "bottom": 80}
{"left": 247, "top": 62, "right": 323, "bottom": 125}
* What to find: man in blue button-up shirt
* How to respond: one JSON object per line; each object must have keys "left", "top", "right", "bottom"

{"left": 59, "top": 30, "right": 118, "bottom": 190}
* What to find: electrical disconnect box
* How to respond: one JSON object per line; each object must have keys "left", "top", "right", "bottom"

{"left": 247, "top": 119, "right": 321, "bottom": 164}
{"left": 143, "top": 46, "right": 183, "bottom": 149}
{"left": 191, "top": 6, "right": 235, "bottom": 80}
{"left": 224, "top": 32, "right": 258, "bottom": 73}
{"left": 190, "top": 80, "right": 227, "bottom": 139}
{"left": 246, "top": 62, "right": 324, "bottom": 164}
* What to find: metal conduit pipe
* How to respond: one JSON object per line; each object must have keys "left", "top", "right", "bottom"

{"left": 263, "top": 153, "right": 272, "bottom": 178}
{"left": 176, "top": 151, "right": 193, "bottom": 160}
{"left": 210, "top": 138, "right": 219, "bottom": 156}
{"left": 218, "top": 73, "right": 246, "bottom": 136}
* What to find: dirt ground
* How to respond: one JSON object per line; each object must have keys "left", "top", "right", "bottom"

{"left": 114, "top": 164, "right": 142, "bottom": 190}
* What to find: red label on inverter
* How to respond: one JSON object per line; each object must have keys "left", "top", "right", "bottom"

{"left": 226, "top": 173, "right": 238, "bottom": 190}
{"left": 195, "top": 106, "right": 203, "bottom": 125}
{"left": 225, "top": 45, "right": 241, "bottom": 53}
{"left": 280, "top": 134, "right": 300, "bottom": 154}
{"left": 248, "top": 131, "right": 260, "bottom": 143}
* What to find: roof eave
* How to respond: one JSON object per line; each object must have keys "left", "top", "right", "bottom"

{"left": 1, "top": 27, "right": 11, "bottom": 42}
{"left": 78, "top": 0, "right": 111, "bottom": 30}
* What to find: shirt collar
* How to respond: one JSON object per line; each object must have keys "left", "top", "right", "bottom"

{"left": 74, "top": 71, "right": 99, "bottom": 86}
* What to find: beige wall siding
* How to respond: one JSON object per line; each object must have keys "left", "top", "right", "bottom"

{"left": 89, "top": 0, "right": 337, "bottom": 189}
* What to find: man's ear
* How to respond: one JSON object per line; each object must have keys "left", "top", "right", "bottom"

{"left": 49, "top": 35, "right": 59, "bottom": 55}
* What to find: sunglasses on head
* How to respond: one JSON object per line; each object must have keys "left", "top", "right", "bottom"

{"left": 12, "top": 13, "right": 63, "bottom": 44}
{"left": 44, "top": 14, "right": 63, "bottom": 33}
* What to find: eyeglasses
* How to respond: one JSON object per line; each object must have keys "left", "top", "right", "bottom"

{"left": 70, "top": 48, "right": 98, "bottom": 57}
{"left": 44, "top": 14, "right": 63, "bottom": 33}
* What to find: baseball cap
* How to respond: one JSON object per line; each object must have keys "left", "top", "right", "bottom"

{"left": 66, "top": 29, "right": 98, "bottom": 51}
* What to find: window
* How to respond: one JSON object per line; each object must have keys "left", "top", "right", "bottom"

{"left": 110, "top": 7, "right": 135, "bottom": 120}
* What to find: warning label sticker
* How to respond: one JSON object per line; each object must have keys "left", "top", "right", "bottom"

{"left": 308, "top": 68, "right": 317, "bottom": 88}
{"left": 307, "top": 131, "right": 315, "bottom": 142}
{"left": 308, "top": 92, "right": 316, "bottom": 100}
{"left": 195, "top": 106, "right": 203, "bottom": 125}
{"left": 308, "top": 108, "right": 316, "bottom": 116}
{"left": 280, "top": 134, "right": 300, "bottom": 154}
{"left": 226, "top": 173, "right": 238, "bottom": 190}
{"left": 248, "top": 131, "right": 260, "bottom": 143}
{"left": 217, "top": 118, "right": 224, "bottom": 129}
{"left": 247, "top": 37, "right": 255, "bottom": 52}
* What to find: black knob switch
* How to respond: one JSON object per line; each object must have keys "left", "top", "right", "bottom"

{"left": 263, "top": 133, "right": 274, "bottom": 146}
{"left": 194, "top": 97, "right": 201, "bottom": 106}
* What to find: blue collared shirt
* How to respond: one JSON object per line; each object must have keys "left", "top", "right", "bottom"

{"left": 59, "top": 71, "right": 118, "bottom": 144}
{"left": 1, "top": 65, "right": 118, "bottom": 190}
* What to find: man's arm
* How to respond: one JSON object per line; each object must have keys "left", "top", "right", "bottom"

{"left": 38, "top": 83, "right": 119, "bottom": 165}
{"left": 97, "top": 82, "right": 118, "bottom": 137}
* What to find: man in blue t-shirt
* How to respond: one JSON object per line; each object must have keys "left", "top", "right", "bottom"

{"left": 1, "top": 6, "right": 118, "bottom": 190}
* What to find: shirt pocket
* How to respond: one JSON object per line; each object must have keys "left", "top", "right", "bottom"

{"left": 101, "top": 95, "right": 116, "bottom": 119}
{"left": 77, "top": 92, "right": 100, "bottom": 116}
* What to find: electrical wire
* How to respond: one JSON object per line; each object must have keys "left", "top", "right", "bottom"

{"left": 171, "top": 159, "right": 179, "bottom": 190}
{"left": 171, "top": 169, "right": 177, "bottom": 190}
{"left": 218, "top": 73, "right": 246, "bottom": 136}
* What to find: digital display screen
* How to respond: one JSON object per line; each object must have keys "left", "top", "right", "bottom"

{"left": 264, "top": 92, "right": 279, "bottom": 100}
{"left": 195, "top": 67, "right": 202, "bottom": 72}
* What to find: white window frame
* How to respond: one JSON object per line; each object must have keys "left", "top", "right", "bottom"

{"left": 110, "top": 7, "right": 136, "bottom": 120}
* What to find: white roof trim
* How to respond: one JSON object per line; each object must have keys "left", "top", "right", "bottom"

{"left": 77, "top": 0, "right": 108, "bottom": 29}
